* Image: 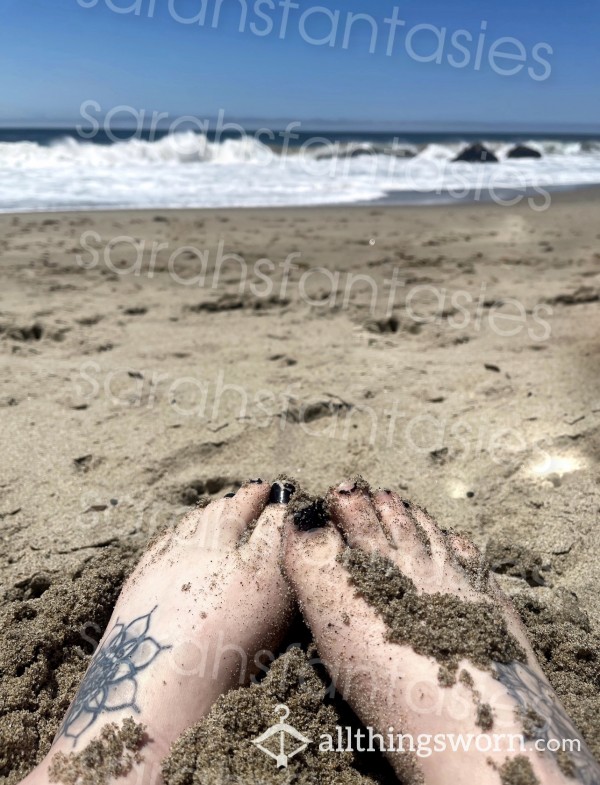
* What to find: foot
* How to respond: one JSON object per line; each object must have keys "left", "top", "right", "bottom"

{"left": 284, "top": 480, "right": 599, "bottom": 785}
{"left": 24, "top": 480, "right": 295, "bottom": 785}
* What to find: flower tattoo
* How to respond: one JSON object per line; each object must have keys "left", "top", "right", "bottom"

{"left": 59, "top": 606, "right": 171, "bottom": 746}
{"left": 495, "top": 661, "right": 600, "bottom": 784}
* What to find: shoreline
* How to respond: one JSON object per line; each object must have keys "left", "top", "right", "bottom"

{"left": 2, "top": 182, "right": 600, "bottom": 218}
{"left": 368, "top": 181, "right": 600, "bottom": 206}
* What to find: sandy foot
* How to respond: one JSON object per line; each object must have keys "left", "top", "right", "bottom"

{"left": 21, "top": 480, "right": 295, "bottom": 785}
{"left": 284, "top": 480, "right": 599, "bottom": 785}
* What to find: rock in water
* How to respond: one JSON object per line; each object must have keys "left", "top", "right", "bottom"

{"left": 453, "top": 143, "right": 499, "bottom": 163}
{"left": 507, "top": 144, "right": 542, "bottom": 159}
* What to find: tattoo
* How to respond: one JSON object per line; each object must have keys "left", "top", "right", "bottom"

{"left": 495, "top": 661, "right": 600, "bottom": 784}
{"left": 58, "top": 607, "right": 171, "bottom": 746}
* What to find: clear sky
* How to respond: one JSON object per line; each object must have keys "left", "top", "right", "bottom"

{"left": 2, "top": 0, "right": 599, "bottom": 130}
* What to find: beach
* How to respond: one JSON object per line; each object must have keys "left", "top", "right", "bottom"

{"left": 1, "top": 191, "right": 599, "bottom": 782}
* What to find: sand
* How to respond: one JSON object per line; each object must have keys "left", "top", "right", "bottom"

{"left": 1, "top": 192, "right": 599, "bottom": 783}
{"left": 498, "top": 756, "right": 539, "bottom": 785}
{"left": 49, "top": 718, "right": 146, "bottom": 785}
{"left": 162, "top": 645, "right": 393, "bottom": 785}
{"left": 0, "top": 545, "right": 139, "bottom": 783}
{"left": 339, "top": 547, "right": 526, "bottom": 683}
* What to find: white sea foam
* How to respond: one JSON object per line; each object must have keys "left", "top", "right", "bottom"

{"left": 1, "top": 134, "right": 599, "bottom": 212}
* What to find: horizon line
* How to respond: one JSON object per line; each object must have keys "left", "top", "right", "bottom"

{"left": 0, "top": 120, "right": 599, "bottom": 137}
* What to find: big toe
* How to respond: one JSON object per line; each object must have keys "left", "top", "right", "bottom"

{"left": 283, "top": 500, "right": 381, "bottom": 656}
{"left": 283, "top": 500, "right": 345, "bottom": 608}
{"left": 241, "top": 481, "right": 296, "bottom": 570}
{"left": 283, "top": 500, "right": 412, "bottom": 720}
{"left": 239, "top": 480, "right": 299, "bottom": 609}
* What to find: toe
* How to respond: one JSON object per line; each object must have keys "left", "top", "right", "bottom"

{"left": 371, "top": 490, "right": 437, "bottom": 575}
{"left": 447, "top": 531, "right": 481, "bottom": 562}
{"left": 243, "top": 490, "right": 289, "bottom": 561}
{"left": 283, "top": 513, "right": 353, "bottom": 635}
{"left": 284, "top": 514, "right": 345, "bottom": 591}
{"left": 370, "top": 491, "right": 455, "bottom": 593}
{"left": 327, "top": 479, "right": 389, "bottom": 551}
{"left": 372, "top": 490, "right": 427, "bottom": 550}
{"left": 195, "top": 479, "right": 271, "bottom": 548}
{"left": 240, "top": 501, "right": 295, "bottom": 628}
{"left": 408, "top": 503, "right": 449, "bottom": 564}
{"left": 241, "top": 480, "right": 299, "bottom": 572}
{"left": 230, "top": 479, "right": 272, "bottom": 531}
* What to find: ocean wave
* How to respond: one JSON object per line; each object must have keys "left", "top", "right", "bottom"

{"left": 0, "top": 132, "right": 274, "bottom": 168}
{"left": 0, "top": 132, "right": 599, "bottom": 211}
{"left": 310, "top": 141, "right": 418, "bottom": 160}
{"left": 0, "top": 133, "right": 599, "bottom": 170}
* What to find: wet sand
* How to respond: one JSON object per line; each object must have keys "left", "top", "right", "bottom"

{"left": 1, "top": 191, "right": 599, "bottom": 782}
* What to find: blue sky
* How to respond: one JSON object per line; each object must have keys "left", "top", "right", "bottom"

{"left": 1, "top": 0, "right": 599, "bottom": 129}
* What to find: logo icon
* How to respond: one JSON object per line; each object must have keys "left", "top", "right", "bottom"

{"left": 252, "top": 704, "right": 312, "bottom": 769}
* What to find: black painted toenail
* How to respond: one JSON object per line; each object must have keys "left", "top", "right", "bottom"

{"left": 294, "top": 500, "right": 328, "bottom": 531}
{"left": 269, "top": 481, "right": 295, "bottom": 504}
{"left": 224, "top": 492, "right": 236, "bottom": 498}
{"left": 249, "top": 478, "right": 263, "bottom": 484}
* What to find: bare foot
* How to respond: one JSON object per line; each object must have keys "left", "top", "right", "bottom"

{"left": 22, "top": 479, "right": 295, "bottom": 785}
{"left": 284, "top": 480, "right": 599, "bottom": 785}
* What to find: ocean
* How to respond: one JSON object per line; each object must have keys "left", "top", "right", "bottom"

{"left": 1, "top": 128, "right": 600, "bottom": 212}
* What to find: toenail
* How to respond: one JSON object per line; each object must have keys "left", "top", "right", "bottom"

{"left": 294, "top": 500, "right": 328, "bottom": 532}
{"left": 224, "top": 492, "right": 236, "bottom": 498}
{"left": 269, "top": 481, "right": 295, "bottom": 504}
{"left": 337, "top": 481, "right": 357, "bottom": 495}
{"left": 249, "top": 478, "right": 263, "bottom": 484}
